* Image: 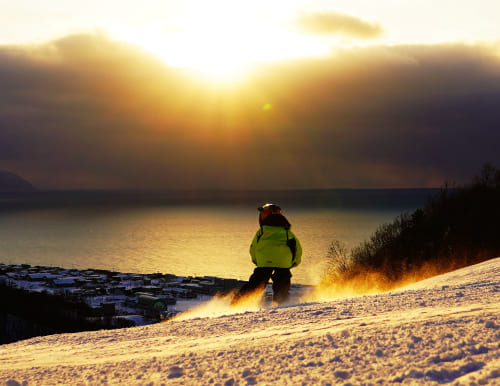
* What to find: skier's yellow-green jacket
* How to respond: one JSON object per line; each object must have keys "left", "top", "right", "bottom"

{"left": 249, "top": 224, "right": 302, "bottom": 269}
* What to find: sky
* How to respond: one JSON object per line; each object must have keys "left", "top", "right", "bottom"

{"left": 1, "top": 1, "right": 500, "bottom": 190}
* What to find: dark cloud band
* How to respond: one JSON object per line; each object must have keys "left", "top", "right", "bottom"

{"left": 1, "top": 35, "right": 499, "bottom": 189}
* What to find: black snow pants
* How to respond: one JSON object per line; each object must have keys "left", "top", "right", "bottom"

{"left": 235, "top": 267, "right": 292, "bottom": 304}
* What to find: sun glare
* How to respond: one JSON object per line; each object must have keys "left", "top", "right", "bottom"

{"left": 109, "top": 1, "right": 328, "bottom": 83}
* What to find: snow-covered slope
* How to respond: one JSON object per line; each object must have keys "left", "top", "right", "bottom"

{"left": 1, "top": 258, "right": 499, "bottom": 385}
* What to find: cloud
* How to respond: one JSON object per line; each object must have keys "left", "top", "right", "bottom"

{"left": 1, "top": 34, "right": 500, "bottom": 189}
{"left": 295, "top": 12, "right": 383, "bottom": 39}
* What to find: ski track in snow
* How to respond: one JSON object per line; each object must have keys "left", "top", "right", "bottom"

{"left": 1, "top": 258, "right": 499, "bottom": 385}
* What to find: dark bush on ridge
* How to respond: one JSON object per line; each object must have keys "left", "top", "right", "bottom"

{"left": 325, "top": 164, "right": 500, "bottom": 285}
{"left": 0, "top": 285, "right": 127, "bottom": 344}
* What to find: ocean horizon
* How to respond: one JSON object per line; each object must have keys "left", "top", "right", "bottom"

{"left": 0, "top": 187, "right": 441, "bottom": 209}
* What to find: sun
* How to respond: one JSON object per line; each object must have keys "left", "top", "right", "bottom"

{"left": 109, "top": 1, "right": 328, "bottom": 83}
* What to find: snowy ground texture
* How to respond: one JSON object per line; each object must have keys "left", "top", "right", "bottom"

{"left": 1, "top": 258, "right": 499, "bottom": 385}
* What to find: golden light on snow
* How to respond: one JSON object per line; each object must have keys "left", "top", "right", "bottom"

{"left": 170, "top": 290, "right": 266, "bottom": 321}
{"left": 0, "top": 258, "right": 499, "bottom": 384}
{"left": 303, "top": 258, "right": 466, "bottom": 304}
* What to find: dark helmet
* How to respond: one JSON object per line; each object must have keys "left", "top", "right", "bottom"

{"left": 258, "top": 203, "right": 282, "bottom": 224}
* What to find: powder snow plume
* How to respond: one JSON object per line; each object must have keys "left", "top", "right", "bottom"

{"left": 304, "top": 257, "right": 473, "bottom": 303}
{"left": 169, "top": 290, "right": 266, "bottom": 321}
{"left": 171, "top": 257, "right": 491, "bottom": 320}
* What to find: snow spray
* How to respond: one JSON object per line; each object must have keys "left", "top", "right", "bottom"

{"left": 168, "top": 290, "right": 266, "bottom": 321}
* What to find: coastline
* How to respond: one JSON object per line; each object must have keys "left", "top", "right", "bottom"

{"left": 0, "top": 262, "right": 244, "bottom": 344}
{"left": 0, "top": 262, "right": 311, "bottom": 344}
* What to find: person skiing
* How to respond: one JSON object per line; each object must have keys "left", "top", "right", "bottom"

{"left": 232, "top": 203, "right": 302, "bottom": 305}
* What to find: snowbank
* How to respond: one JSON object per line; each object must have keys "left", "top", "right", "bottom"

{"left": 0, "top": 258, "right": 499, "bottom": 385}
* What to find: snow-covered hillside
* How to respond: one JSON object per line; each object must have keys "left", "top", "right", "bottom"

{"left": 1, "top": 258, "right": 499, "bottom": 385}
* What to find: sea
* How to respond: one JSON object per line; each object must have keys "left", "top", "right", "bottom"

{"left": 0, "top": 189, "right": 440, "bottom": 285}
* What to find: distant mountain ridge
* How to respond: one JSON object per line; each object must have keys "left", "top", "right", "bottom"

{"left": 0, "top": 171, "right": 35, "bottom": 192}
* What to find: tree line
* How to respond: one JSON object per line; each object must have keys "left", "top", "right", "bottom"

{"left": 323, "top": 164, "right": 500, "bottom": 290}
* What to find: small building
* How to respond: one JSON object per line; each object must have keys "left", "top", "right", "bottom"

{"left": 27, "top": 273, "right": 59, "bottom": 281}
{"left": 136, "top": 293, "right": 167, "bottom": 311}
{"left": 51, "top": 277, "right": 78, "bottom": 288}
